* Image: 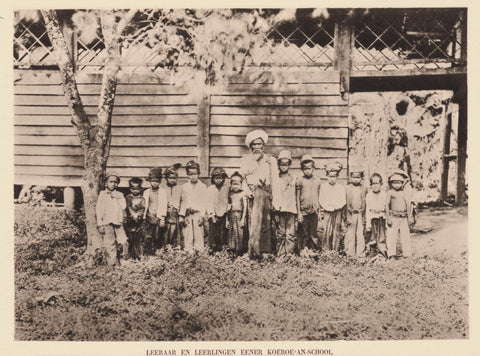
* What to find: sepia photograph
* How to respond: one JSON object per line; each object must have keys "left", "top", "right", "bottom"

{"left": 11, "top": 5, "right": 471, "bottom": 352}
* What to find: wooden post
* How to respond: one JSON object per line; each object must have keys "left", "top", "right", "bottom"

{"left": 455, "top": 87, "right": 467, "bottom": 206}
{"left": 197, "top": 93, "right": 210, "bottom": 177}
{"left": 63, "top": 186, "right": 75, "bottom": 210}
{"left": 334, "top": 21, "right": 354, "bottom": 99}
{"left": 440, "top": 109, "right": 452, "bottom": 200}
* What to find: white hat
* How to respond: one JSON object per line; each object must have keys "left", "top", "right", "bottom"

{"left": 245, "top": 129, "right": 268, "bottom": 148}
{"left": 300, "top": 154, "right": 315, "bottom": 165}
{"left": 277, "top": 150, "right": 292, "bottom": 162}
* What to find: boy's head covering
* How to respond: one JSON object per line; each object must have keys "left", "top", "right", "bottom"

{"left": 388, "top": 169, "right": 409, "bottom": 182}
{"left": 349, "top": 165, "right": 364, "bottom": 177}
{"left": 165, "top": 163, "right": 181, "bottom": 177}
{"left": 186, "top": 160, "right": 200, "bottom": 172}
{"left": 245, "top": 129, "right": 268, "bottom": 148}
{"left": 211, "top": 167, "right": 228, "bottom": 178}
{"left": 300, "top": 154, "right": 315, "bottom": 165}
{"left": 230, "top": 171, "right": 243, "bottom": 182}
{"left": 105, "top": 170, "right": 120, "bottom": 183}
{"left": 128, "top": 177, "right": 143, "bottom": 187}
{"left": 147, "top": 167, "right": 163, "bottom": 181}
{"left": 277, "top": 150, "right": 292, "bottom": 163}
{"left": 325, "top": 161, "right": 343, "bottom": 174}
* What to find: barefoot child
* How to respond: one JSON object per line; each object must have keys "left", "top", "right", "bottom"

{"left": 295, "top": 154, "right": 321, "bottom": 251}
{"left": 96, "top": 171, "right": 128, "bottom": 266}
{"left": 227, "top": 171, "right": 248, "bottom": 255}
{"left": 319, "top": 162, "right": 346, "bottom": 252}
{"left": 207, "top": 168, "right": 230, "bottom": 252}
{"left": 273, "top": 150, "right": 298, "bottom": 255}
{"left": 164, "top": 163, "right": 182, "bottom": 248}
{"left": 345, "top": 167, "right": 367, "bottom": 258}
{"left": 125, "top": 177, "right": 146, "bottom": 260}
{"left": 143, "top": 167, "right": 167, "bottom": 255}
{"left": 179, "top": 161, "right": 208, "bottom": 253}
{"left": 386, "top": 170, "right": 414, "bottom": 259}
{"left": 365, "top": 173, "right": 388, "bottom": 258}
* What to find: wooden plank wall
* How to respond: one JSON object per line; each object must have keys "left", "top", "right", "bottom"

{"left": 210, "top": 71, "right": 349, "bottom": 180}
{"left": 14, "top": 71, "right": 198, "bottom": 187}
{"left": 14, "top": 70, "right": 349, "bottom": 187}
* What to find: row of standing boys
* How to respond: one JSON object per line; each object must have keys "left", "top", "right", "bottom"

{"left": 96, "top": 156, "right": 415, "bottom": 266}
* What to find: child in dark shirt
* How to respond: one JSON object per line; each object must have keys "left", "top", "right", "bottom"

{"left": 125, "top": 177, "right": 146, "bottom": 260}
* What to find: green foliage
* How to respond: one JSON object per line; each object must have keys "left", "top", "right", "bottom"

{"left": 15, "top": 206, "right": 467, "bottom": 340}
{"left": 14, "top": 206, "right": 86, "bottom": 275}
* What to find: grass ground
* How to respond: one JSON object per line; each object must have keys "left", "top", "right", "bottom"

{"left": 14, "top": 205, "right": 468, "bottom": 341}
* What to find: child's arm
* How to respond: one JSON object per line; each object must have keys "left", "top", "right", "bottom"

{"left": 240, "top": 193, "right": 248, "bottom": 227}
{"left": 295, "top": 178, "right": 303, "bottom": 223}
{"left": 178, "top": 185, "right": 187, "bottom": 226}
{"left": 365, "top": 193, "right": 372, "bottom": 231}
{"left": 95, "top": 191, "right": 105, "bottom": 233}
{"left": 386, "top": 191, "right": 392, "bottom": 227}
{"left": 157, "top": 188, "right": 168, "bottom": 227}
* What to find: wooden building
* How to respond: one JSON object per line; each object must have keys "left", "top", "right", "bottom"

{"left": 13, "top": 8, "right": 467, "bottom": 204}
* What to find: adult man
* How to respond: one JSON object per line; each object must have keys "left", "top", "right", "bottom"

{"left": 240, "top": 129, "right": 278, "bottom": 257}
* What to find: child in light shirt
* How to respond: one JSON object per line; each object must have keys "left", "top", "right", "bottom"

{"left": 207, "top": 167, "right": 230, "bottom": 252}
{"left": 143, "top": 167, "right": 167, "bottom": 255}
{"left": 386, "top": 170, "right": 414, "bottom": 259}
{"left": 345, "top": 167, "right": 367, "bottom": 258}
{"left": 96, "top": 171, "right": 128, "bottom": 266}
{"left": 179, "top": 161, "right": 208, "bottom": 253}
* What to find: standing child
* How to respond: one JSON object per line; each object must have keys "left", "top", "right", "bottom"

{"left": 207, "top": 168, "right": 230, "bottom": 252}
{"left": 295, "top": 155, "right": 322, "bottom": 251}
{"left": 179, "top": 161, "right": 208, "bottom": 253}
{"left": 386, "top": 170, "right": 415, "bottom": 259}
{"left": 319, "top": 162, "right": 346, "bottom": 252}
{"left": 164, "top": 163, "right": 182, "bottom": 248}
{"left": 124, "top": 177, "right": 146, "bottom": 260}
{"left": 365, "top": 173, "right": 388, "bottom": 259}
{"left": 96, "top": 171, "right": 128, "bottom": 266}
{"left": 227, "top": 171, "right": 248, "bottom": 255}
{"left": 143, "top": 167, "right": 167, "bottom": 255}
{"left": 273, "top": 150, "right": 298, "bottom": 255}
{"left": 345, "top": 167, "right": 367, "bottom": 258}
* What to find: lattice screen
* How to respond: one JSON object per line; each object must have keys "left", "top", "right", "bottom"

{"left": 14, "top": 9, "right": 465, "bottom": 73}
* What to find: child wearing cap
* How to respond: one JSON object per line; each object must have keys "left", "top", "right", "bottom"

{"left": 386, "top": 170, "right": 414, "bottom": 259}
{"left": 96, "top": 171, "right": 128, "bottom": 266}
{"left": 207, "top": 168, "right": 230, "bottom": 252}
{"left": 319, "top": 162, "right": 346, "bottom": 252}
{"left": 227, "top": 171, "right": 248, "bottom": 255}
{"left": 344, "top": 167, "right": 367, "bottom": 258}
{"left": 143, "top": 167, "right": 167, "bottom": 255}
{"left": 179, "top": 160, "right": 208, "bottom": 253}
{"left": 295, "top": 155, "right": 322, "bottom": 251}
{"left": 164, "top": 163, "right": 182, "bottom": 248}
{"left": 124, "top": 177, "right": 146, "bottom": 260}
{"left": 365, "top": 173, "right": 388, "bottom": 259}
{"left": 272, "top": 150, "right": 298, "bottom": 255}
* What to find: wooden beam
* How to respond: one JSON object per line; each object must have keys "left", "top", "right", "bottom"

{"left": 456, "top": 90, "right": 467, "bottom": 206}
{"left": 197, "top": 93, "right": 210, "bottom": 177}
{"left": 440, "top": 110, "right": 452, "bottom": 200}
{"left": 334, "top": 22, "right": 353, "bottom": 98}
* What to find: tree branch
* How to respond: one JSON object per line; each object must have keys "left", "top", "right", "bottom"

{"left": 117, "top": 9, "right": 138, "bottom": 35}
{"left": 40, "top": 10, "right": 91, "bottom": 149}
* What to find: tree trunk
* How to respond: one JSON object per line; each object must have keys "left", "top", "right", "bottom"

{"left": 41, "top": 9, "right": 136, "bottom": 265}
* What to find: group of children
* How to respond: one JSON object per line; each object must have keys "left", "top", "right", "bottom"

{"left": 95, "top": 154, "right": 416, "bottom": 266}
